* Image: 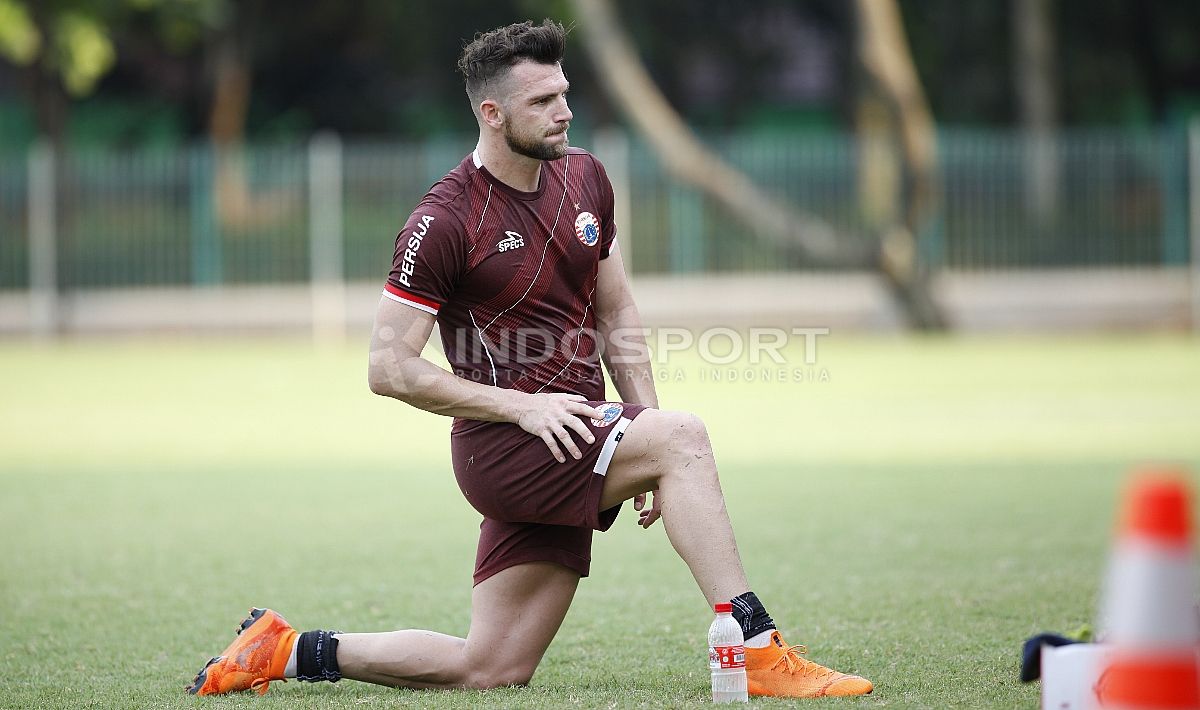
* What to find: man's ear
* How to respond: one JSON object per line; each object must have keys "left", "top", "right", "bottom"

{"left": 480, "top": 99, "right": 504, "bottom": 129}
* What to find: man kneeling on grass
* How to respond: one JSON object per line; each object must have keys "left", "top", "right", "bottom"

{"left": 186, "top": 19, "right": 872, "bottom": 699}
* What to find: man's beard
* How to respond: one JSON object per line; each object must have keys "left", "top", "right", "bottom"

{"left": 505, "top": 121, "right": 568, "bottom": 161}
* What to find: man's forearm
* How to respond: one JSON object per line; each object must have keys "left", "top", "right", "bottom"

{"left": 368, "top": 348, "right": 522, "bottom": 422}
{"left": 598, "top": 302, "right": 659, "bottom": 409}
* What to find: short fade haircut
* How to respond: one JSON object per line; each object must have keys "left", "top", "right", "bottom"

{"left": 457, "top": 20, "right": 567, "bottom": 110}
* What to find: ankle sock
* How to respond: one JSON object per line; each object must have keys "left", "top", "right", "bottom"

{"left": 730, "top": 591, "right": 776, "bottom": 647}
{"left": 744, "top": 629, "right": 777, "bottom": 648}
{"left": 283, "top": 637, "right": 299, "bottom": 678}
{"left": 295, "top": 630, "right": 342, "bottom": 683}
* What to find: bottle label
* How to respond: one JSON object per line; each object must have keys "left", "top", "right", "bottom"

{"left": 709, "top": 644, "right": 746, "bottom": 670}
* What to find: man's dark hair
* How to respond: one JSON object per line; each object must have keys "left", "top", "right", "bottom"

{"left": 457, "top": 20, "right": 567, "bottom": 110}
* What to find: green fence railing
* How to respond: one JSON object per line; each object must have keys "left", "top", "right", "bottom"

{"left": 1, "top": 126, "right": 1195, "bottom": 294}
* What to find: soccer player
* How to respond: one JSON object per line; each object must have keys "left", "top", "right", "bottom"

{"left": 187, "top": 20, "right": 872, "bottom": 699}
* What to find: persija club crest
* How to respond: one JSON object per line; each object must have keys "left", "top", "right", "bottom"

{"left": 575, "top": 211, "right": 600, "bottom": 247}
{"left": 591, "top": 402, "right": 624, "bottom": 427}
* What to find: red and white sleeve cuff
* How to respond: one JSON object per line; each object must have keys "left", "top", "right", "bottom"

{"left": 383, "top": 282, "right": 440, "bottom": 315}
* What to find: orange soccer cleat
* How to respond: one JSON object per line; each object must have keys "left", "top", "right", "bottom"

{"left": 744, "top": 631, "right": 873, "bottom": 698}
{"left": 186, "top": 608, "right": 298, "bottom": 696}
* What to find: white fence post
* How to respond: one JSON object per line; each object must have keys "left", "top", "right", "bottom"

{"left": 594, "top": 127, "right": 632, "bottom": 278}
{"left": 1190, "top": 118, "right": 1200, "bottom": 334}
{"left": 308, "top": 132, "right": 345, "bottom": 346}
{"left": 28, "top": 139, "right": 57, "bottom": 338}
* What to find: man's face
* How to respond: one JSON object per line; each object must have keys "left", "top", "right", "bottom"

{"left": 498, "top": 60, "right": 572, "bottom": 161}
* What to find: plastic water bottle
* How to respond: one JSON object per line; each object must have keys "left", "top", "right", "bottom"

{"left": 708, "top": 602, "right": 748, "bottom": 703}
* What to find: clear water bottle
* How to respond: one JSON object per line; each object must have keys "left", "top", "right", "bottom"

{"left": 708, "top": 602, "right": 748, "bottom": 703}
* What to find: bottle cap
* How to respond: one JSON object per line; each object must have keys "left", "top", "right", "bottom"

{"left": 714, "top": 602, "right": 733, "bottom": 613}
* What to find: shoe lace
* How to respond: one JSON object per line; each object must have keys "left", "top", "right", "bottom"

{"left": 249, "top": 677, "right": 271, "bottom": 695}
{"left": 771, "top": 645, "right": 838, "bottom": 681}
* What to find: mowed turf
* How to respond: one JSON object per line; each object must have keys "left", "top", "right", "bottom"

{"left": 1, "top": 334, "right": 1198, "bottom": 709}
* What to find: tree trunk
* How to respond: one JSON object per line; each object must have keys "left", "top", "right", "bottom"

{"left": 27, "top": 3, "right": 68, "bottom": 147}
{"left": 853, "top": 0, "right": 948, "bottom": 329}
{"left": 205, "top": 3, "right": 294, "bottom": 230}
{"left": 569, "top": 0, "right": 868, "bottom": 268}
{"left": 571, "top": 0, "right": 947, "bottom": 329}
{"left": 1014, "top": 0, "right": 1059, "bottom": 228}
{"left": 208, "top": 28, "right": 252, "bottom": 149}
{"left": 29, "top": 65, "right": 69, "bottom": 147}
{"left": 208, "top": 20, "right": 253, "bottom": 229}
{"left": 1123, "top": 0, "right": 1167, "bottom": 125}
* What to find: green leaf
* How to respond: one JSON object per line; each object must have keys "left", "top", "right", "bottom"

{"left": 53, "top": 10, "right": 116, "bottom": 96}
{"left": 0, "top": 0, "right": 41, "bottom": 65}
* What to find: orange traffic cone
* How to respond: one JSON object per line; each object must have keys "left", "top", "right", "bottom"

{"left": 1096, "top": 469, "right": 1200, "bottom": 709}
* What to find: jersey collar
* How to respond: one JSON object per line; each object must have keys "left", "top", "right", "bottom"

{"left": 469, "top": 150, "right": 551, "bottom": 202}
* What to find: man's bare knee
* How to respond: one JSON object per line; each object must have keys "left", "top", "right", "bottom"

{"left": 602, "top": 410, "right": 716, "bottom": 506}
{"left": 466, "top": 664, "right": 535, "bottom": 690}
{"left": 662, "top": 411, "right": 713, "bottom": 468}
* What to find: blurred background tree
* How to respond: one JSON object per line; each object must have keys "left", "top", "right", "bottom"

{"left": 3, "top": 0, "right": 1198, "bottom": 329}
{"left": 1, "top": 0, "right": 1197, "bottom": 151}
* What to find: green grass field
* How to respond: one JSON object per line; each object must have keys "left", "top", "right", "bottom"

{"left": 2, "top": 334, "right": 1198, "bottom": 709}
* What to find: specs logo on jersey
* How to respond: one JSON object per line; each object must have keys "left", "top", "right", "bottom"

{"left": 575, "top": 211, "right": 600, "bottom": 247}
{"left": 397, "top": 214, "right": 435, "bottom": 287}
{"left": 590, "top": 402, "right": 624, "bottom": 427}
{"left": 498, "top": 230, "right": 526, "bottom": 252}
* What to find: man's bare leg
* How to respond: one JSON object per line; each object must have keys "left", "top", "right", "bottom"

{"left": 596, "top": 408, "right": 875, "bottom": 698}
{"left": 599, "top": 409, "right": 749, "bottom": 605}
{"left": 334, "top": 561, "right": 579, "bottom": 689}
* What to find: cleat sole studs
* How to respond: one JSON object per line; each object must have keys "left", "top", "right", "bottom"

{"left": 237, "top": 608, "right": 266, "bottom": 635}
{"left": 185, "top": 655, "right": 222, "bottom": 694}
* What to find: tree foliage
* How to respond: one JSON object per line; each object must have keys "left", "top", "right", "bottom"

{"left": 0, "top": 0, "right": 1197, "bottom": 146}
{"left": 0, "top": 0, "right": 119, "bottom": 96}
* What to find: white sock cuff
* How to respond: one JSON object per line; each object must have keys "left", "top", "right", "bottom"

{"left": 283, "top": 636, "right": 300, "bottom": 678}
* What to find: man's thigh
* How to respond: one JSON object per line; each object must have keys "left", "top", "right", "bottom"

{"left": 474, "top": 518, "right": 597, "bottom": 585}
{"left": 598, "top": 408, "right": 701, "bottom": 510}
{"left": 453, "top": 402, "right": 650, "bottom": 529}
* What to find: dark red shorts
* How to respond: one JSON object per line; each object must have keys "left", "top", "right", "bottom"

{"left": 450, "top": 400, "right": 649, "bottom": 585}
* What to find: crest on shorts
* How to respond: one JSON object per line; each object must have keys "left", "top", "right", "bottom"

{"left": 575, "top": 211, "right": 600, "bottom": 247}
{"left": 591, "top": 402, "right": 624, "bottom": 427}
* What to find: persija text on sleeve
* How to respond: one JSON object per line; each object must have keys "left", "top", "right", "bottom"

{"left": 384, "top": 203, "right": 466, "bottom": 315}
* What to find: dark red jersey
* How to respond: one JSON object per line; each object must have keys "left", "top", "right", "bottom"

{"left": 385, "top": 148, "right": 617, "bottom": 413}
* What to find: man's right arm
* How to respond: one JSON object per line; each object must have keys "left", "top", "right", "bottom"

{"left": 366, "top": 296, "right": 604, "bottom": 463}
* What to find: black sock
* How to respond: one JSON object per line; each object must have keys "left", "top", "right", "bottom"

{"left": 295, "top": 630, "right": 342, "bottom": 683}
{"left": 730, "top": 591, "right": 776, "bottom": 641}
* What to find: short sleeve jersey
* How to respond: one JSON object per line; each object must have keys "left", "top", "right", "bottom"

{"left": 385, "top": 147, "right": 618, "bottom": 412}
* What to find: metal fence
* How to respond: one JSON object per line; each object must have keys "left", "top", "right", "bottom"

{"left": 2, "top": 126, "right": 1197, "bottom": 294}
